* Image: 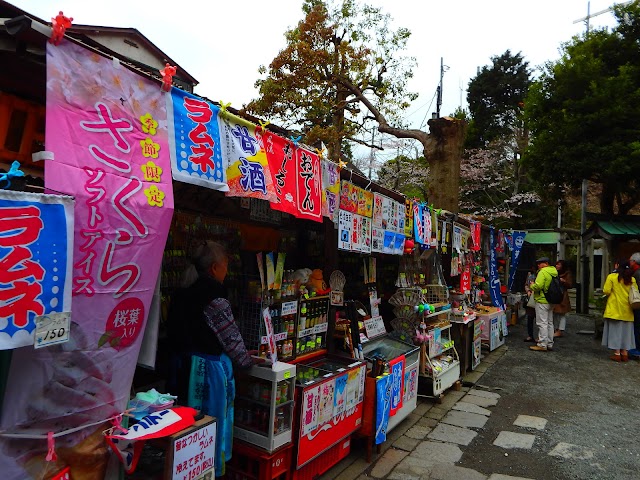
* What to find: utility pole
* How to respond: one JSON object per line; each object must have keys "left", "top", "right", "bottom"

{"left": 573, "top": 1, "right": 631, "bottom": 33}
{"left": 435, "top": 57, "right": 449, "bottom": 118}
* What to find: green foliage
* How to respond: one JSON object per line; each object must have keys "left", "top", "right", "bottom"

{"left": 245, "top": 0, "right": 416, "bottom": 161}
{"left": 524, "top": 2, "right": 640, "bottom": 214}
{"left": 466, "top": 50, "right": 531, "bottom": 149}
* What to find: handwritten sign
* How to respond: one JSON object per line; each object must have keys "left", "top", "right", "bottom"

{"left": 34, "top": 312, "right": 71, "bottom": 349}
{"left": 171, "top": 420, "right": 216, "bottom": 480}
{"left": 262, "top": 307, "right": 278, "bottom": 366}
{"left": 281, "top": 300, "right": 298, "bottom": 316}
{"left": 364, "top": 316, "right": 386, "bottom": 339}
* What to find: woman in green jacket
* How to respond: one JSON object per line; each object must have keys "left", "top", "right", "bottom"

{"left": 602, "top": 260, "right": 637, "bottom": 362}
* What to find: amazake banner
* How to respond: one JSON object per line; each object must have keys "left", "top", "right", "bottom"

{"left": 167, "top": 88, "right": 227, "bottom": 191}
{"left": 0, "top": 41, "right": 174, "bottom": 480}
{"left": 219, "top": 111, "right": 277, "bottom": 202}
{"left": 321, "top": 159, "right": 340, "bottom": 222}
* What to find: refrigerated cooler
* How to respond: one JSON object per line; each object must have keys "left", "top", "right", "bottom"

{"left": 361, "top": 335, "right": 420, "bottom": 436}
{"left": 292, "top": 357, "right": 366, "bottom": 480}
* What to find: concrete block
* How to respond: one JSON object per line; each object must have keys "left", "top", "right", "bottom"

{"left": 468, "top": 389, "right": 501, "bottom": 400}
{"left": 405, "top": 424, "right": 432, "bottom": 440}
{"left": 441, "top": 410, "right": 489, "bottom": 429}
{"left": 487, "top": 475, "right": 535, "bottom": 480}
{"left": 493, "top": 431, "right": 536, "bottom": 450}
{"left": 427, "top": 423, "right": 478, "bottom": 446}
{"left": 393, "top": 435, "right": 421, "bottom": 452}
{"left": 513, "top": 415, "right": 547, "bottom": 431}
{"left": 452, "top": 402, "right": 492, "bottom": 416}
{"left": 429, "top": 463, "right": 488, "bottom": 480}
{"left": 370, "top": 448, "right": 409, "bottom": 479}
{"left": 461, "top": 394, "right": 498, "bottom": 408}
{"left": 548, "top": 442, "right": 595, "bottom": 460}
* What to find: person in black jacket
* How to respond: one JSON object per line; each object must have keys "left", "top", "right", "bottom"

{"left": 167, "top": 240, "right": 254, "bottom": 403}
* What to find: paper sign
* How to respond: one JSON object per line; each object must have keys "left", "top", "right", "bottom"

{"left": 301, "top": 385, "right": 320, "bottom": 436}
{"left": 281, "top": 300, "right": 298, "bottom": 316}
{"left": 171, "top": 419, "right": 216, "bottom": 480}
{"left": 364, "top": 316, "right": 386, "bottom": 339}
{"left": 34, "top": 312, "right": 71, "bottom": 349}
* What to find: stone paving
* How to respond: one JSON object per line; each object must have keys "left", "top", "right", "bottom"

{"left": 317, "top": 344, "right": 599, "bottom": 480}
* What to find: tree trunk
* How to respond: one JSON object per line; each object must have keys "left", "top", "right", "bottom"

{"left": 600, "top": 183, "right": 615, "bottom": 215}
{"left": 425, "top": 117, "right": 467, "bottom": 213}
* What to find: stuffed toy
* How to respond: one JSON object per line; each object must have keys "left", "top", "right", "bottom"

{"left": 307, "top": 269, "right": 330, "bottom": 295}
{"left": 292, "top": 268, "right": 312, "bottom": 289}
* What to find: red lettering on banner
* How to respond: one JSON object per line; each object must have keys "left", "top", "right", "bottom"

{"left": 98, "top": 241, "right": 140, "bottom": 298}
{"left": 183, "top": 97, "right": 216, "bottom": 173}
{"left": 0, "top": 206, "right": 45, "bottom": 328}
{"left": 184, "top": 97, "right": 212, "bottom": 123}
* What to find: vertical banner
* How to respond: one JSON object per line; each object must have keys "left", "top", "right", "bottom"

{"left": 489, "top": 226, "right": 505, "bottom": 309}
{"left": 0, "top": 191, "right": 74, "bottom": 349}
{"left": 375, "top": 374, "right": 392, "bottom": 445}
{"left": 166, "top": 88, "right": 227, "bottom": 191}
{"left": 1, "top": 41, "right": 174, "bottom": 479}
{"left": 338, "top": 210, "right": 353, "bottom": 251}
{"left": 339, "top": 181, "right": 357, "bottom": 213}
{"left": 320, "top": 159, "right": 340, "bottom": 222}
{"left": 301, "top": 385, "right": 321, "bottom": 436}
{"left": 220, "top": 111, "right": 277, "bottom": 202}
{"left": 264, "top": 132, "right": 298, "bottom": 216}
{"left": 404, "top": 199, "right": 413, "bottom": 237}
{"left": 470, "top": 220, "right": 481, "bottom": 251}
{"left": 508, "top": 231, "right": 527, "bottom": 290}
{"left": 388, "top": 355, "right": 405, "bottom": 417}
{"left": 295, "top": 147, "right": 322, "bottom": 222}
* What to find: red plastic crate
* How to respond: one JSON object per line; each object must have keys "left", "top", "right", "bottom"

{"left": 226, "top": 440, "right": 292, "bottom": 480}
{"left": 292, "top": 437, "right": 351, "bottom": 480}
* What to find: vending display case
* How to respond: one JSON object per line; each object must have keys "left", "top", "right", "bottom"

{"left": 234, "top": 362, "right": 297, "bottom": 453}
{"left": 362, "top": 336, "right": 420, "bottom": 433}
{"left": 422, "top": 320, "right": 460, "bottom": 397}
{"left": 292, "top": 357, "right": 366, "bottom": 476}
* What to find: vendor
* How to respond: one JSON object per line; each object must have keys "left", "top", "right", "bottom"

{"left": 167, "top": 240, "right": 254, "bottom": 477}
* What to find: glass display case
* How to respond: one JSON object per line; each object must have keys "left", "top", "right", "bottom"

{"left": 362, "top": 336, "right": 420, "bottom": 433}
{"left": 234, "top": 361, "right": 296, "bottom": 453}
{"left": 293, "top": 357, "right": 366, "bottom": 469}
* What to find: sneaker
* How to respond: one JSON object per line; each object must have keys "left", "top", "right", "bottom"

{"left": 529, "top": 345, "right": 548, "bottom": 352}
{"left": 628, "top": 349, "right": 640, "bottom": 358}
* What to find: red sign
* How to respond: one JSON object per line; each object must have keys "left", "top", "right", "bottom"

{"left": 297, "top": 383, "right": 362, "bottom": 467}
{"left": 265, "top": 133, "right": 298, "bottom": 216}
{"left": 295, "top": 147, "right": 322, "bottom": 223}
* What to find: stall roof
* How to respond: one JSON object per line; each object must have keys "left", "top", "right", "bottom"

{"left": 524, "top": 231, "right": 559, "bottom": 245}
{"left": 585, "top": 217, "right": 640, "bottom": 241}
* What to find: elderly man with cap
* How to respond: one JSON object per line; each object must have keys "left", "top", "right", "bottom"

{"left": 529, "top": 257, "right": 559, "bottom": 351}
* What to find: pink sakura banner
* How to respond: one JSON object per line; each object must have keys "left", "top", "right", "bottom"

{"left": 0, "top": 42, "right": 174, "bottom": 479}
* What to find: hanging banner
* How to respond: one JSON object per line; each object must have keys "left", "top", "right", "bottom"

{"left": 320, "top": 159, "right": 340, "bottom": 222}
{"left": 220, "top": 111, "right": 277, "bottom": 201}
{"left": 166, "top": 88, "right": 227, "bottom": 191}
{"left": 375, "top": 374, "right": 392, "bottom": 445}
{"left": 460, "top": 267, "right": 471, "bottom": 294}
{"left": 388, "top": 355, "right": 405, "bottom": 417}
{"left": 470, "top": 221, "right": 481, "bottom": 251}
{"left": 264, "top": 132, "right": 298, "bottom": 216}
{"left": 338, "top": 210, "right": 353, "bottom": 251}
{"left": 0, "top": 191, "right": 74, "bottom": 350}
{"left": 351, "top": 214, "right": 372, "bottom": 253}
{"left": 295, "top": 147, "right": 322, "bottom": 222}
{"left": 339, "top": 181, "right": 357, "bottom": 213}
{"left": 373, "top": 193, "right": 384, "bottom": 228}
{"left": 404, "top": 199, "right": 413, "bottom": 237}
{"left": 0, "top": 42, "right": 175, "bottom": 480}
{"left": 489, "top": 226, "right": 505, "bottom": 309}
{"left": 508, "top": 231, "right": 527, "bottom": 290}
{"left": 356, "top": 187, "right": 373, "bottom": 218}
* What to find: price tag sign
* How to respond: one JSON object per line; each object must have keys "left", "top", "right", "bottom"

{"left": 34, "top": 312, "right": 71, "bottom": 349}
{"left": 314, "top": 322, "right": 328, "bottom": 334}
{"left": 364, "top": 315, "right": 387, "bottom": 339}
{"left": 281, "top": 300, "right": 298, "bottom": 316}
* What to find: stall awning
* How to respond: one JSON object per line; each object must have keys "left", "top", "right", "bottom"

{"left": 524, "top": 231, "right": 560, "bottom": 245}
{"left": 585, "top": 219, "right": 640, "bottom": 241}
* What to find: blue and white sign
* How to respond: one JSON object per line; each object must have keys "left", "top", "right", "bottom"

{"left": 166, "top": 88, "right": 228, "bottom": 191}
{"left": 489, "top": 226, "right": 505, "bottom": 309}
{"left": 0, "top": 190, "right": 74, "bottom": 349}
{"left": 508, "top": 230, "right": 527, "bottom": 290}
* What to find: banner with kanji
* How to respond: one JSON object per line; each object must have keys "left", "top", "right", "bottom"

{"left": 219, "top": 111, "right": 277, "bottom": 202}
{"left": 0, "top": 190, "right": 74, "bottom": 349}
{"left": 295, "top": 147, "right": 322, "bottom": 222}
{"left": 489, "top": 226, "right": 505, "bottom": 309}
{"left": 166, "top": 88, "right": 227, "bottom": 191}
{"left": 264, "top": 132, "right": 298, "bottom": 216}
{"left": 0, "top": 41, "right": 175, "bottom": 480}
{"left": 339, "top": 181, "right": 357, "bottom": 213}
{"left": 508, "top": 231, "right": 527, "bottom": 290}
{"left": 321, "top": 159, "right": 340, "bottom": 222}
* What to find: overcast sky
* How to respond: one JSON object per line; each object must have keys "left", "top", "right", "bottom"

{"left": 10, "top": 0, "right": 623, "bottom": 158}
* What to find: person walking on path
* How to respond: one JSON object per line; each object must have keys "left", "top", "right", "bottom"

{"left": 602, "top": 260, "right": 637, "bottom": 362}
{"left": 553, "top": 260, "right": 573, "bottom": 338}
{"left": 529, "top": 257, "right": 558, "bottom": 352}
{"left": 524, "top": 264, "right": 537, "bottom": 343}
{"left": 628, "top": 253, "right": 640, "bottom": 358}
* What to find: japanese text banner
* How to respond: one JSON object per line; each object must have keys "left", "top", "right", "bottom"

{"left": 167, "top": 88, "right": 227, "bottom": 191}
{"left": 0, "top": 190, "right": 74, "bottom": 350}
{"left": 321, "top": 159, "right": 340, "bottom": 223}
{"left": 264, "top": 131, "right": 298, "bottom": 216}
{"left": 0, "top": 42, "right": 174, "bottom": 479}
{"left": 295, "top": 147, "right": 322, "bottom": 222}
{"left": 219, "top": 112, "right": 277, "bottom": 201}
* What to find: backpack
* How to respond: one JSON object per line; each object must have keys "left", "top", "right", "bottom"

{"left": 544, "top": 276, "right": 564, "bottom": 304}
